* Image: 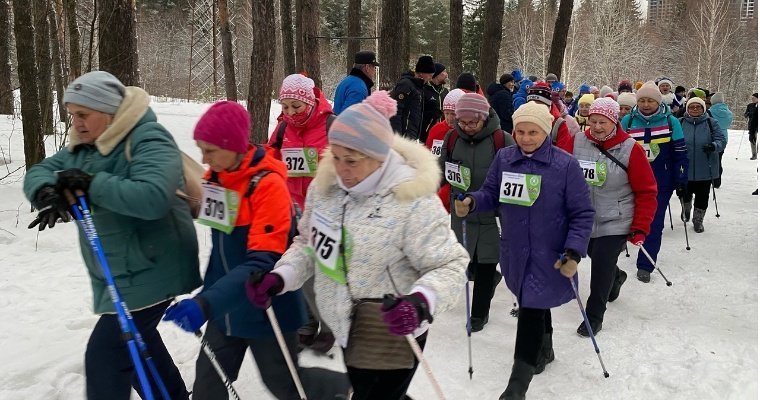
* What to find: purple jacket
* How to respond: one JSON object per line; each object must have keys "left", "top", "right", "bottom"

{"left": 469, "top": 139, "right": 594, "bottom": 309}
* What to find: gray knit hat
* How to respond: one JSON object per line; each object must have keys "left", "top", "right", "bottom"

{"left": 63, "top": 71, "right": 126, "bottom": 114}
{"left": 711, "top": 92, "right": 725, "bottom": 104}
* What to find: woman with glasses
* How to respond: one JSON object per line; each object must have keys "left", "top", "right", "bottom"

{"left": 439, "top": 93, "right": 515, "bottom": 332}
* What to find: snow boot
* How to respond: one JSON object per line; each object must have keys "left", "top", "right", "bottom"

{"left": 693, "top": 208, "right": 706, "bottom": 233}
{"left": 681, "top": 199, "right": 692, "bottom": 222}
{"left": 471, "top": 314, "right": 489, "bottom": 332}
{"left": 499, "top": 359, "right": 535, "bottom": 400}
{"left": 533, "top": 333, "right": 554, "bottom": 375}
{"left": 310, "top": 330, "right": 336, "bottom": 354}
{"left": 608, "top": 268, "right": 627, "bottom": 302}
{"left": 636, "top": 269, "right": 651, "bottom": 283}
{"left": 297, "top": 318, "right": 320, "bottom": 348}
{"left": 751, "top": 142, "right": 757, "bottom": 160}
{"left": 576, "top": 320, "right": 602, "bottom": 337}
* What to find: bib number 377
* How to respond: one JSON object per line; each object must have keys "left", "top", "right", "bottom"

{"left": 499, "top": 172, "right": 541, "bottom": 206}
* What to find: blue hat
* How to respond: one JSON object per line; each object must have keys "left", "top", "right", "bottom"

{"left": 511, "top": 69, "right": 524, "bottom": 83}
{"left": 579, "top": 83, "right": 591, "bottom": 94}
{"left": 63, "top": 71, "right": 126, "bottom": 114}
{"left": 551, "top": 81, "right": 566, "bottom": 91}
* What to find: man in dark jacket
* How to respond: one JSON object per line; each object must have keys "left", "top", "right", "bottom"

{"left": 420, "top": 63, "right": 449, "bottom": 143}
{"left": 333, "top": 50, "right": 379, "bottom": 115}
{"left": 745, "top": 92, "right": 758, "bottom": 160}
{"left": 486, "top": 73, "right": 515, "bottom": 133}
{"left": 390, "top": 55, "right": 435, "bottom": 140}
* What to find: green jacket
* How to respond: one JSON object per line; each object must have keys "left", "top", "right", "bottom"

{"left": 23, "top": 87, "right": 201, "bottom": 314}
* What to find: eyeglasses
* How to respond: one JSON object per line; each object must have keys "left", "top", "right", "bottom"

{"left": 458, "top": 120, "right": 481, "bottom": 129}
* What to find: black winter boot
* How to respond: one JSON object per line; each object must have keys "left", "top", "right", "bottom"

{"left": 681, "top": 200, "right": 692, "bottom": 222}
{"left": 533, "top": 333, "right": 555, "bottom": 375}
{"left": 499, "top": 359, "right": 535, "bottom": 400}
{"left": 608, "top": 268, "right": 627, "bottom": 302}
{"left": 693, "top": 208, "right": 706, "bottom": 233}
{"left": 576, "top": 320, "right": 603, "bottom": 337}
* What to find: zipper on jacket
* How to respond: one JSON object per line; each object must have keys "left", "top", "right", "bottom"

{"left": 218, "top": 232, "right": 233, "bottom": 335}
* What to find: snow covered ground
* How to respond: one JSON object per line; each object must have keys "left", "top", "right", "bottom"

{"left": 0, "top": 99, "right": 756, "bottom": 400}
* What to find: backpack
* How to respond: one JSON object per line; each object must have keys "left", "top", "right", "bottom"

{"left": 125, "top": 136, "right": 204, "bottom": 218}
{"left": 443, "top": 128, "right": 508, "bottom": 160}
{"left": 549, "top": 118, "right": 565, "bottom": 144}
{"left": 271, "top": 114, "right": 337, "bottom": 150}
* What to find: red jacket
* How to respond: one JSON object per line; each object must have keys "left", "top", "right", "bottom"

{"left": 268, "top": 87, "right": 333, "bottom": 210}
{"left": 550, "top": 103, "right": 574, "bottom": 153}
{"left": 426, "top": 120, "right": 453, "bottom": 212}
{"left": 566, "top": 126, "right": 658, "bottom": 235}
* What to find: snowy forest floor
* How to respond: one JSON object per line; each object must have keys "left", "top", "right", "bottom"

{"left": 0, "top": 100, "right": 757, "bottom": 399}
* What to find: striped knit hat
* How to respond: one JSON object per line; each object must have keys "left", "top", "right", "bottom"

{"left": 328, "top": 90, "right": 396, "bottom": 161}
{"left": 279, "top": 74, "right": 316, "bottom": 107}
{"left": 455, "top": 93, "right": 490, "bottom": 120}
{"left": 442, "top": 89, "right": 466, "bottom": 111}
{"left": 589, "top": 98, "right": 620, "bottom": 124}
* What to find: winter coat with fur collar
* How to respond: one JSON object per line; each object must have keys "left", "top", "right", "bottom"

{"left": 273, "top": 136, "right": 469, "bottom": 347}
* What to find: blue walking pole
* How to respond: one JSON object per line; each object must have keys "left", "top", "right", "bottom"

{"left": 567, "top": 270, "right": 610, "bottom": 378}
{"left": 67, "top": 191, "right": 169, "bottom": 400}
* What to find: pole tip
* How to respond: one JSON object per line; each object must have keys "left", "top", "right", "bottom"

{"left": 604, "top": 372, "right": 610, "bottom": 378}
{"left": 667, "top": 282, "right": 673, "bottom": 286}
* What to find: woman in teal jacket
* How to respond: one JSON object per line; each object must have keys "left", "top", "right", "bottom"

{"left": 707, "top": 92, "right": 733, "bottom": 188}
{"left": 23, "top": 71, "right": 201, "bottom": 400}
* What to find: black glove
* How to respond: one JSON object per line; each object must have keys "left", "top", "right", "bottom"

{"left": 675, "top": 184, "right": 687, "bottom": 198}
{"left": 28, "top": 186, "right": 72, "bottom": 231}
{"left": 55, "top": 168, "right": 93, "bottom": 193}
{"left": 703, "top": 143, "right": 716, "bottom": 153}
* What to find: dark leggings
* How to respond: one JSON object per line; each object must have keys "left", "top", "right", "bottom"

{"left": 685, "top": 180, "right": 712, "bottom": 210}
{"left": 585, "top": 235, "right": 628, "bottom": 323}
{"left": 468, "top": 256, "right": 499, "bottom": 319}
{"left": 514, "top": 308, "right": 552, "bottom": 366}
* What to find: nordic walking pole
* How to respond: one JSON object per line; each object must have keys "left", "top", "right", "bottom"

{"left": 65, "top": 191, "right": 157, "bottom": 400}
{"left": 667, "top": 204, "right": 674, "bottom": 230}
{"left": 568, "top": 275, "right": 610, "bottom": 378}
{"left": 625, "top": 243, "right": 630, "bottom": 257}
{"left": 736, "top": 132, "right": 745, "bottom": 160}
{"left": 678, "top": 197, "right": 692, "bottom": 250}
{"left": 195, "top": 331, "right": 242, "bottom": 400}
{"left": 382, "top": 295, "right": 446, "bottom": 400}
{"left": 250, "top": 272, "right": 307, "bottom": 400}
{"left": 707, "top": 160, "right": 721, "bottom": 218}
{"left": 461, "top": 218, "right": 474, "bottom": 379}
{"left": 637, "top": 245, "right": 673, "bottom": 287}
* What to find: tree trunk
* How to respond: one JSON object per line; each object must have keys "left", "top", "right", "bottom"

{"left": 345, "top": 0, "right": 361, "bottom": 74}
{"left": 379, "top": 0, "right": 404, "bottom": 90}
{"left": 280, "top": 0, "right": 295, "bottom": 74}
{"left": 294, "top": 0, "right": 303, "bottom": 72}
{"left": 34, "top": 0, "right": 54, "bottom": 135}
{"left": 248, "top": 0, "right": 274, "bottom": 144}
{"left": 546, "top": 0, "right": 573, "bottom": 80}
{"left": 64, "top": 0, "right": 81, "bottom": 80}
{"left": 401, "top": 0, "right": 409, "bottom": 67}
{"left": 48, "top": 0, "right": 67, "bottom": 121}
{"left": 302, "top": 0, "right": 321, "bottom": 87}
{"left": 0, "top": 0, "right": 13, "bottom": 114}
{"left": 217, "top": 0, "right": 237, "bottom": 100}
{"left": 87, "top": 0, "right": 96, "bottom": 72}
{"left": 12, "top": 0, "right": 46, "bottom": 169}
{"left": 478, "top": 0, "right": 505, "bottom": 86}
{"left": 449, "top": 0, "right": 463, "bottom": 83}
{"left": 98, "top": 0, "right": 140, "bottom": 86}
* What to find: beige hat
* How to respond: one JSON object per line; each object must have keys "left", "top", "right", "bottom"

{"left": 617, "top": 92, "right": 637, "bottom": 108}
{"left": 636, "top": 81, "right": 662, "bottom": 103}
{"left": 512, "top": 102, "right": 553, "bottom": 135}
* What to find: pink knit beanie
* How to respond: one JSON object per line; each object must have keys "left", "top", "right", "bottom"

{"left": 455, "top": 93, "right": 490, "bottom": 120}
{"left": 279, "top": 74, "right": 316, "bottom": 107}
{"left": 589, "top": 97, "right": 620, "bottom": 124}
{"left": 443, "top": 89, "right": 466, "bottom": 111}
{"left": 193, "top": 101, "right": 250, "bottom": 153}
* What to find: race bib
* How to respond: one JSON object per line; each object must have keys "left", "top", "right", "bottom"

{"left": 445, "top": 161, "right": 471, "bottom": 190}
{"left": 282, "top": 147, "right": 318, "bottom": 177}
{"left": 431, "top": 139, "right": 444, "bottom": 157}
{"left": 305, "top": 211, "right": 347, "bottom": 284}
{"left": 498, "top": 172, "right": 541, "bottom": 206}
{"left": 578, "top": 160, "right": 607, "bottom": 187}
{"left": 641, "top": 143, "right": 660, "bottom": 162}
{"left": 196, "top": 183, "right": 240, "bottom": 234}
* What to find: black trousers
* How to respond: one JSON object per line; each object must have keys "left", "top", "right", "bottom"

{"left": 514, "top": 308, "right": 552, "bottom": 366}
{"left": 468, "top": 254, "right": 499, "bottom": 319}
{"left": 85, "top": 300, "right": 188, "bottom": 400}
{"left": 685, "top": 180, "right": 712, "bottom": 210}
{"left": 345, "top": 333, "right": 427, "bottom": 400}
{"left": 585, "top": 235, "right": 628, "bottom": 323}
{"left": 193, "top": 323, "right": 350, "bottom": 400}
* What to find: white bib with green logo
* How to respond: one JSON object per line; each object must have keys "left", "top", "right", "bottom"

{"left": 282, "top": 147, "right": 318, "bottom": 177}
{"left": 445, "top": 161, "right": 471, "bottom": 190}
{"left": 641, "top": 142, "right": 660, "bottom": 162}
{"left": 197, "top": 183, "right": 240, "bottom": 234}
{"left": 431, "top": 139, "right": 444, "bottom": 157}
{"left": 578, "top": 160, "right": 608, "bottom": 187}
{"left": 306, "top": 210, "right": 347, "bottom": 284}
{"left": 498, "top": 172, "right": 541, "bottom": 206}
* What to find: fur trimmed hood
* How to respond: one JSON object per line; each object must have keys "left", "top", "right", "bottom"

{"left": 68, "top": 87, "right": 151, "bottom": 155}
{"left": 313, "top": 135, "right": 441, "bottom": 202}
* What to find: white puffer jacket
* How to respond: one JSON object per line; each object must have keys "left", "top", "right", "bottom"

{"left": 274, "top": 136, "right": 469, "bottom": 347}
